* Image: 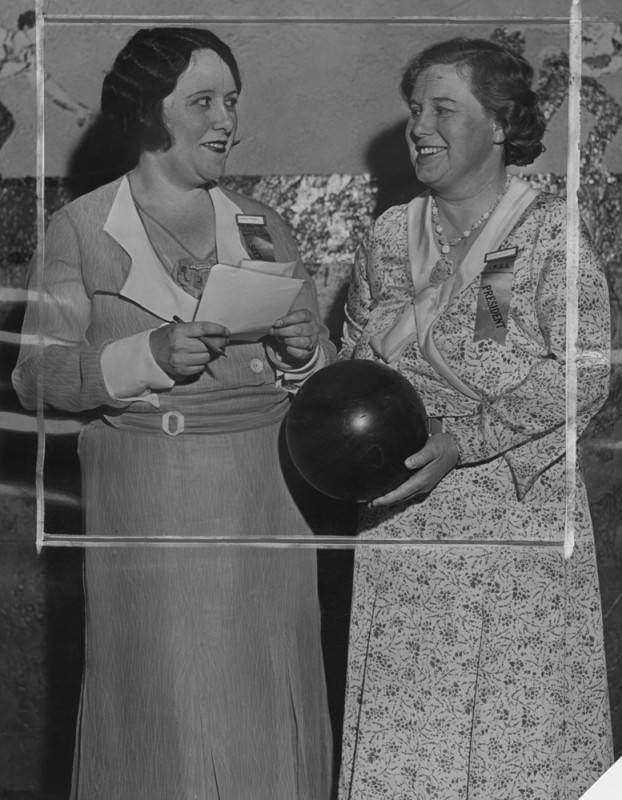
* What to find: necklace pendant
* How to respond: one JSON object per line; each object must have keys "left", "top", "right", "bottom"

{"left": 429, "top": 257, "right": 454, "bottom": 287}
{"left": 174, "top": 257, "right": 217, "bottom": 299}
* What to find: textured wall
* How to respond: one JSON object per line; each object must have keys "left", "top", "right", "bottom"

{"left": 1, "top": 3, "right": 622, "bottom": 798}
{"left": 2, "top": 2, "right": 622, "bottom": 178}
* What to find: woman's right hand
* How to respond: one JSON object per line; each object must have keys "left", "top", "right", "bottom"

{"left": 369, "top": 432, "right": 460, "bottom": 508}
{"left": 149, "top": 321, "right": 230, "bottom": 380}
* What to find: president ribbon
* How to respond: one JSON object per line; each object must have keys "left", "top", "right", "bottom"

{"left": 473, "top": 246, "right": 518, "bottom": 345}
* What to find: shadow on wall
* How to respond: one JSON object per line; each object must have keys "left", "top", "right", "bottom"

{"left": 67, "top": 112, "right": 424, "bottom": 212}
{"left": 65, "top": 114, "right": 138, "bottom": 198}
{"left": 364, "top": 119, "right": 426, "bottom": 217}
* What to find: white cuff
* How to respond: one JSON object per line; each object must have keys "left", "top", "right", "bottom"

{"left": 101, "top": 329, "right": 174, "bottom": 402}
{"left": 271, "top": 345, "right": 327, "bottom": 390}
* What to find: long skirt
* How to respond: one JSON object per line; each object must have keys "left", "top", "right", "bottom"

{"left": 70, "top": 418, "right": 332, "bottom": 800}
{"left": 339, "top": 458, "right": 613, "bottom": 800}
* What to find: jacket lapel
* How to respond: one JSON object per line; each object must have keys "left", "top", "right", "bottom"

{"left": 103, "top": 176, "right": 198, "bottom": 322}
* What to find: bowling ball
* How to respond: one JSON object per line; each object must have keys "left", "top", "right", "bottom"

{"left": 285, "top": 359, "right": 428, "bottom": 503}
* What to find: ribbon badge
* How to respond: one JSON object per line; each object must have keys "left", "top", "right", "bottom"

{"left": 236, "top": 214, "right": 276, "bottom": 262}
{"left": 473, "top": 247, "right": 518, "bottom": 345}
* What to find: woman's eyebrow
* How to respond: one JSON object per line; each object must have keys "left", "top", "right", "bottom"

{"left": 186, "top": 89, "right": 216, "bottom": 98}
{"left": 410, "top": 95, "right": 458, "bottom": 105}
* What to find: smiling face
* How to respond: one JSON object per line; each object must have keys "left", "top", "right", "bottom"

{"left": 153, "top": 48, "right": 239, "bottom": 189}
{"left": 405, "top": 63, "right": 505, "bottom": 199}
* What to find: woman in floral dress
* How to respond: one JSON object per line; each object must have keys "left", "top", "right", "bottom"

{"left": 338, "top": 37, "right": 613, "bottom": 799}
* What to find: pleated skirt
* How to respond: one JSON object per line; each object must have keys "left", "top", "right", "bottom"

{"left": 70, "top": 418, "right": 332, "bottom": 800}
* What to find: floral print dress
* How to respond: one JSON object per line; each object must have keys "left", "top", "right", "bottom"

{"left": 338, "top": 179, "right": 613, "bottom": 800}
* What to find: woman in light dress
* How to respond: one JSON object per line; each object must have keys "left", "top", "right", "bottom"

{"left": 14, "top": 27, "right": 334, "bottom": 800}
{"left": 338, "top": 37, "right": 612, "bottom": 800}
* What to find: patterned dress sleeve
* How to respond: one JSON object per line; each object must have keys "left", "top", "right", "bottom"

{"left": 444, "top": 203, "right": 610, "bottom": 499}
{"left": 339, "top": 239, "right": 374, "bottom": 360}
{"left": 12, "top": 209, "right": 128, "bottom": 413}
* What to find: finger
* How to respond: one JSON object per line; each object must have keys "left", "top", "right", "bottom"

{"left": 279, "top": 336, "right": 316, "bottom": 351}
{"left": 177, "top": 363, "right": 210, "bottom": 377}
{"left": 285, "top": 348, "right": 312, "bottom": 362}
{"left": 271, "top": 322, "right": 314, "bottom": 337}
{"left": 196, "top": 322, "right": 230, "bottom": 338}
{"left": 370, "top": 451, "right": 450, "bottom": 505}
{"left": 271, "top": 324, "right": 318, "bottom": 345}
{"left": 175, "top": 336, "right": 220, "bottom": 355}
{"left": 198, "top": 337, "right": 228, "bottom": 359}
{"left": 177, "top": 320, "right": 230, "bottom": 339}
{"left": 372, "top": 447, "right": 458, "bottom": 507}
{"left": 272, "top": 309, "right": 313, "bottom": 328}
{"left": 404, "top": 450, "right": 431, "bottom": 470}
{"left": 169, "top": 350, "right": 214, "bottom": 371}
{"left": 404, "top": 436, "right": 449, "bottom": 470}
{"left": 370, "top": 475, "right": 429, "bottom": 507}
{"left": 371, "top": 489, "right": 429, "bottom": 507}
{"left": 170, "top": 326, "right": 229, "bottom": 353}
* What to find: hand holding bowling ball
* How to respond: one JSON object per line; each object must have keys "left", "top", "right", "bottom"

{"left": 368, "top": 430, "right": 460, "bottom": 508}
{"left": 285, "top": 359, "right": 429, "bottom": 503}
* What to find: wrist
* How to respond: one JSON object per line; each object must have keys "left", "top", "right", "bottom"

{"left": 427, "top": 416, "right": 444, "bottom": 435}
{"left": 284, "top": 346, "right": 320, "bottom": 370}
{"left": 267, "top": 343, "right": 320, "bottom": 372}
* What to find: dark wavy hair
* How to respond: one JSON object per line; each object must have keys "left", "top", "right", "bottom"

{"left": 400, "top": 37, "right": 545, "bottom": 167}
{"left": 100, "top": 27, "right": 241, "bottom": 154}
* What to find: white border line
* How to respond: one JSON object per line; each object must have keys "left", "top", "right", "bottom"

{"left": 40, "top": 534, "right": 566, "bottom": 549}
{"left": 564, "top": 0, "right": 582, "bottom": 559}
{"left": 35, "top": 0, "right": 46, "bottom": 555}
{"left": 34, "top": 11, "right": 581, "bottom": 549}
{"left": 43, "top": 15, "right": 573, "bottom": 25}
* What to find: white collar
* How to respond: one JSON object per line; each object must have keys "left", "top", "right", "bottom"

{"left": 103, "top": 176, "right": 249, "bottom": 321}
{"left": 371, "top": 177, "right": 538, "bottom": 399}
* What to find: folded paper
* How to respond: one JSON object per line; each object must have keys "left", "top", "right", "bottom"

{"left": 195, "top": 263, "right": 303, "bottom": 341}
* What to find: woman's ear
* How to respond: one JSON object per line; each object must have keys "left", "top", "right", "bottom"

{"left": 492, "top": 119, "right": 506, "bottom": 145}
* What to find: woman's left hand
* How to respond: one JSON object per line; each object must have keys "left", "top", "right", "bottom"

{"left": 269, "top": 309, "right": 319, "bottom": 366}
{"left": 370, "top": 432, "right": 460, "bottom": 507}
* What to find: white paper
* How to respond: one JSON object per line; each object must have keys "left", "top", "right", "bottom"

{"left": 194, "top": 263, "right": 304, "bottom": 341}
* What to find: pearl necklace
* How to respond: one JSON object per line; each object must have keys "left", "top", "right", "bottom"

{"left": 429, "top": 174, "right": 512, "bottom": 286}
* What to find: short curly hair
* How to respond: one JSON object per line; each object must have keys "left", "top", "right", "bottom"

{"left": 101, "top": 27, "right": 241, "bottom": 154}
{"left": 400, "top": 37, "right": 545, "bottom": 167}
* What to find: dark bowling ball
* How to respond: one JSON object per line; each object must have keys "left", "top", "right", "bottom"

{"left": 285, "top": 359, "right": 428, "bottom": 503}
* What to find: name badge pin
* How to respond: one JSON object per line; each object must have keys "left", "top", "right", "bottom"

{"left": 236, "top": 214, "right": 266, "bottom": 226}
{"left": 484, "top": 246, "right": 518, "bottom": 263}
